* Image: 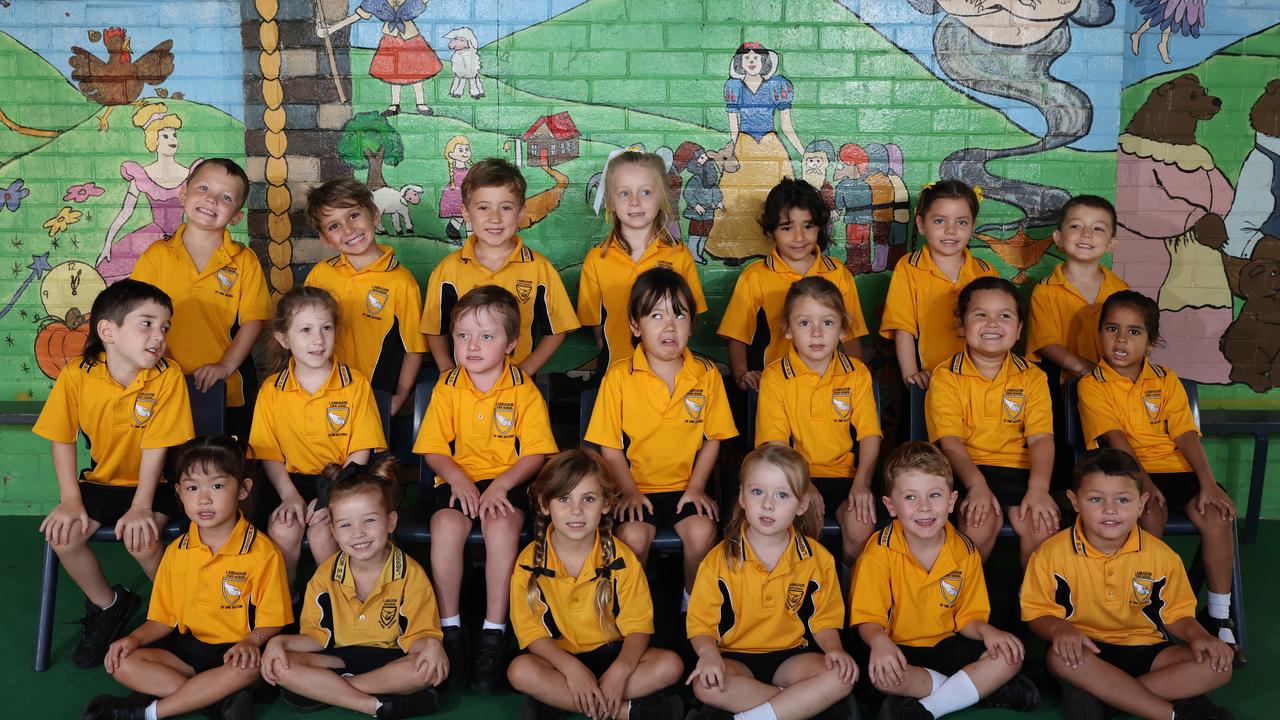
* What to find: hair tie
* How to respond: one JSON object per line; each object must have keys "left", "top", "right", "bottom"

{"left": 521, "top": 564, "right": 557, "bottom": 579}
{"left": 593, "top": 557, "right": 626, "bottom": 580}
{"left": 973, "top": 185, "right": 984, "bottom": 203}
{"left": 142, "top": 111, "right": 168, "bottom": 130}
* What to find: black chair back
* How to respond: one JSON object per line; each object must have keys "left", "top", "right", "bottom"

{"left": 185, "top": 377, "right": 226, "bottom": 437}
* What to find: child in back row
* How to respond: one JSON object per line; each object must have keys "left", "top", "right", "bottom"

{"left": 1078, "top": 291, "right": 1239, "bottom": 648}
{"left": 585, "top": 267, "right": 737, "bottom": 611}
{"left": 262, "top": 458, "right": 446, "bottom": 719}
{"left": 508, "top": 449, "right": 685, "bottom": 720}
{"left": 881, "top": 180, "right": 998, "bottom": 389}
{"left": 719, "top": 177, "right": 869, "bottom": 391}
{"left": 130, "top": 158, "right": 272, "bottom": 433}
{"left": 1023, "top": 449, "right": 1234, "bottom": 720}
{"left": 926, "top": 277, "right": 1057, "bottom": 563}
{"left": 249, "top": 286, "right": 387, "bottom": 581}
{"left": 420, "top": 158, "right": 579, "bottom": 376}
{"left": 413, "top": 285, "right": 558, "bottom": 693}
{"left": 578, "top": 150, "right": 708, "bottom": 370}
{"left": 85, "top": 436, "right": 291, "bottom": 720}
{"left": 686, "top": 445, "right": 856, "bottom": 720}
{"left": 34, "top": 279, "right": 194, "bottom": 669}
{"left": 305, "top": 178, "right": 426, "bottom": 416}
{"left": 756, "top": 276, "right": 882, "bottom": 566}
{"left": 851, "top": 442, "right": 1038, "bottom": 720}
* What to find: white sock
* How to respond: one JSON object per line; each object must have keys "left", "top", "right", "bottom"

{"left": 144, "top": 701, "right": 158, "bottom": 720}
{"left": 441, "top": 614, "right": 461, "bottom": 628}
{"left": 371, "top": 698, "right": 382, "bottom": 717}
{"left": 482, "top": 619, "right": 506, "bottom": 632}
{"left": 734, "top": 702, "right": 778, "bottom": 720}
{"left": 681, "top": 590, "right": 691, "bottom": 612}
{"left": 1207, "top": 592, "right": 1231, "bottom": 619}
{"left": 101, "top": 590, "right": 119, "bottom": 611}
{"left": 920, "top": 669, "right": 980, "bottom": 717}
{"left": 927, "top": 668, "right": 950, "bottom": 694}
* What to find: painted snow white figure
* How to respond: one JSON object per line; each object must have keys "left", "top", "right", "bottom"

{"left": 318, "top": 0, "right": 443, "bottom": 117}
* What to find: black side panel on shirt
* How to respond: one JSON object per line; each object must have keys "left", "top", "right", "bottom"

{"left": 748, "top": 308, "right": 771, "bottom": 372}
{"left": 371, "top": 317, "right": 406, "bottom": 394}
{"left": 717, "top": 578, "right": 736, "bottom": 640}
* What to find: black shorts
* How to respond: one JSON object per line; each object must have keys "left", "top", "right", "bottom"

{"left": 428, "top": 479, "right": 529, "bottom": 521}
{"left": 322, "top": 645, "right": 406, "bottom": 675}
{"left": 1147, "top": 472, "right": 1207, "bottom": 514}
{"left": 79, "top": 479, "right": 179, "bottom": 528}
{"left": 633, "top": 490, "right": 702, "bottom": 530}
{"left": 899, "top": 635, "right": 988, "bottom": 676}
{"left": 576, "top": 642, "right": 623, "bottom": 677}
{"left": 1093, "top": 640, "right": 1176, "bottom": 677}
{"left": 812, "top": 478, "right": 853, "bottom": 522}
{"left": 149, "top": 632, "right": 233, "bottom": 673}
{"left": 722, "top": 646, "right": 809, "bottom": 683}
{"left": 972, "top": 465, "right": 1030, "bottom": 509}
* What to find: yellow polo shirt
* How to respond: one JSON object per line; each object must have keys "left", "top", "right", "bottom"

{"left": 927, "top": 351, "right": 1053, "bottom": 469}
{"left": 1027, "top": 263, "right": 1129, "bottom": 367}
{"left": 850, "top": 521, "right": 989, "bottom": 647}
{"left": 1078, "top": 360, "right": 1198, "bottom": 474}
{"left": 718, "top": 251, "right": 869, "bottom": 370}
{"left": 131, "top": 225, "right": 273, "bottom": 407}
{"left": 149, "top": 515, "right": 293, "bottom": 644}
{"left": 755, "top": 349, "right": 881, "bottom": 478}
{"left": 511, "top": 530, "right": 653, "bottom": 654}
{"left": 305, "top": 246, "right": 426, "bottom": 394}
{"left": 584, "top": 347, "right": 737, "bottom": 494}
{"left": 33, "top": 355, "right": 194, "bottom": 487}
{"left": 248, "top": 361, "right": 386, "bottom": 475}
{"left": 1022, "top": 518, "right": 1197, "bottom": 646}
{"left": 301, "top": 544, "right": 442, "bottom": 651}
{"left": 879, "top": 248, "right": 998, "bottom": 374}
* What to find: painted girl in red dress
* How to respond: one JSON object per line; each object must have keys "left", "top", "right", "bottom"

{"left": 319, "top": 0, "right": 443, "bottom": 117}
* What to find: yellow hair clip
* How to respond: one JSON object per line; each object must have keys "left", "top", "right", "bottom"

{"left": 922, "top": 181, "right": 937, "bottom": 191}
{"left": 973, "top": 185, "right": 984, "bottom": 203}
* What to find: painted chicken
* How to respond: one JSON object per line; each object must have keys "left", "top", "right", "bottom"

{"left": 69, "top": 28, "right": 174, "bottom": 131}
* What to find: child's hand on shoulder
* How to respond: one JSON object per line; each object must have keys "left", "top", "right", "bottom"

{"left": 224, "top": 639, "right": 262, "bottom": 669}
{"left": 103, "top": 634, "right": 139, "bottom": 673}
{"left": 260, "top": 637, "right": 288, "bottom": 684}
{"left": 867, "top": 637, "right": 908, "bottom": 687}
{"left": 1049, "top": 624, "right": 1098, "bottom": 669}
{"left": 978, "top": 623, "right": 1025, "bottom": 665}
{"left": 447, "top": 477, "right": 482, "bottom": 518}
{"left": 825, "top": 648, "right": 858, "bottom": 685}
{"left": 615, "top": 490, "right": 653, "bottom": 524}
{"left": 677, "top": 488, "right": 719, "bottom": 520}
{"left": 39, "top": 499, "right": 90, "bottom": 545}
{"left": 412, "top": 637, "right": 449, "bottom": 687}
{"left": 563, "top": 657, "right": 605, "bottom": 719}
{"left": 686, "top": 647, "right": 726, "bottom": 690}
{"left": 1190, "top": 634, "right": 1234, "bottom": 674}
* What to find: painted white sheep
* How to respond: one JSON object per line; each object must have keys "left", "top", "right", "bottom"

{"left": 372, "top": 184, "right": 423, "bottom": 235}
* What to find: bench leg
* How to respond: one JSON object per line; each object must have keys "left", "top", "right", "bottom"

{"left": 1245, "top": 434, "right": 1268, "bottom": 545}
{"left": 1230, "top": 520, "right": 1247, "bottom": 664}
{"left": 35, "top": 541, "right": 59, "bottom": 672}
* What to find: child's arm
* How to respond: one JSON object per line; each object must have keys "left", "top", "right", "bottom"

{"left": 601, "top": 446, "right": 652, "bottom": 523}
{"left": 526, "top": 636, "right": 605, "bottom": 719}
{"left": 344, "top": 449, "right": 372, "bottom": 466}
{"left": 392, "top": 352, "right": 424, "bottom": 415}
{"left": 848, "top": 435, "right": 882, "bottom": 526}
{"left": 686, "top": 635, "right": 727, "bottom": 690}
{"left": 1036, "top": 343, "right": 1094, "bottom": 376}
{"left": 424, "top": 454, "right": 480, "bottom": 518}
{"left": 938, "top": 437, "right": 998, "bottom": 528}
{"left": 812, "top": 627, "right": 857, "bottom": 685}
{"left": 406, "top": 635, "right": 449, "bottom": 688}
{"left": 726, "top": 339, "right": 759, "bottom": 391}
{"left": 260, "top": 633, "right": 323, "bottom": 685}
{"left": 39, "top": 441, "right": 89, "bottom": 544}
{"left": 1165, "top": 616, "right": 1234, "bottom": 674}
{"left": 519, "top": 332, "right": 565, "bottom": 376}
{"left": 223, "top": 625, "right": 282, "bottom": 671}
{"left": 479, "top": 454, "right": 546, "bottom": 520}
{"left": 959, "top": 619, "right": 1024, "bottom": 666}
{"left": 857, "top": 622, "right": 908, "bottom": 688}
{"left": 1175, "top": 431, "right": 1236, "bottom": 521}
{"left": 1027, "top": 616, "right": 1098, "bottom": 670}
{"left": 676, "top": 439, "right": 720, "bottom": 520}
{"left": 193, "top": 320, "right": 263, "bottom": 392}
{"left": 104, "top": 619, "right": 173, "bottom": 673}
{"left": 426, "top": 334, "right": 454, "bottom": 372}
{"left": 894, "top": 330, "right": 929, "bottom": 388}
{"left": 600, "top": 633, "right": 652, "bottom": 719}
{"left": 263, "top": 460, "right": 307, "bottom": 528}
{"left": 115, "top": 447, "right": 166, "bottom": 553}
{"left": 1018, "top": 433, "right": 1059, "bottom": 533}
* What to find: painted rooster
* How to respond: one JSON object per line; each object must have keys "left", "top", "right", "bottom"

{"left": 69, "top": 28, "right": 174, "bottom": 131}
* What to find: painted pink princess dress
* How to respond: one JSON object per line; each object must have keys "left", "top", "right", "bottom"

{"left": 97, "top": 159, "right": 201, "bottom": 284}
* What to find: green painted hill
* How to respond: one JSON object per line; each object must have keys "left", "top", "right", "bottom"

{"left": 0, "top": 30, "right": 98, "bottom": 162}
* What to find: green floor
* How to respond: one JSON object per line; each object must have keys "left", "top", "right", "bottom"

{"left": 4, "top": 516, "right": 1274, "bottom": 719}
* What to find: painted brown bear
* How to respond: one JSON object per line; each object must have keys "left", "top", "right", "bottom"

{"left": 1221, "top": 257, "right": 1280, "bottom": 392}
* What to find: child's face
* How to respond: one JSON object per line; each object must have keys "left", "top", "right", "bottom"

{"left": 315, "top": 203, "right": 379, "bottom": 262}
{"left": 181, "top": 165, "right": 246, "bottom": 233}
{"left": 961, "top": 288, "right": 1021, "bottom": 359}
{"left": 608, "top": 163, "right": 663, "bottom": 237}
{"left": 178, "top": 466, "right": 249, "bottom": 531}
{"left": 629, "top": 293, "right": 692, "bottom": 365}
{"left": 453, "top": 307, "right": 516, "bottom": 377}
{"left": 1099, "top": 305, "right": 1150, "bottom": 375}
{"left": 1068, "top": 472, "right": 1147, "bottom": 548}
{"left": 770, "top": 207, "right": 820, "bottom": 266}
{"left": 739, "top": 462, "right": 807, "bottom": 538}
{"left": 916, "top": 197, "right": 973, "bottom": 259}
{"left": 1054, "top": 206, "right": 1116, "bottom": 263}
{"left": 542, "top": 474, "right": 609, "bottom": 544}
{"left": 784, "top": 296, "right": 842, "bottom": 368}
{"left": 276, "top": 305, "right": 335, "bottom": 372}
{"left": 100, "top": 300, "right": 171, "bottom": 371}
{"left": 461, "top": 185, "right": 523, "bottom": 249}
{"left": 330, "top": 491, "right": 395, "bottom": 562}
{"left": 883, "top": 469, "right": 956, "bottom": 541}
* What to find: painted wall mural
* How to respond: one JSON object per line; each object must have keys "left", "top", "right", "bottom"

{"left": 0, "top": 0, "right": 1277, "bottom": 415}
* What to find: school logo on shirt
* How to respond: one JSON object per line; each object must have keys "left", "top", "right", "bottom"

{"left": 1132, "top": 572, "right": 1154, "bottom": 605}
{"left": 1143, "top": 390, "right": 1163, "bottom": 424}
{"left": 1002, "top": 389, "right": 1025, "bottom": 423}
{"left": 683, "top": 390, "right": 706, "bottom": 423}
{"left": 221, "top": 570, "right": 248, "bottom": 608}
{"left": 326, "top": 402, "right": 350, "bottom": 435}
{"left": 379, "top": 599, "right": 398, "bottom": 628}
{"left": 132, "top": 393, "right": 156, "bottom": 427}
{"left": 831, "top": 387, "right": 852, "bottom": 421}
{"left": 494, "top": 402, "right": 516, "bottom": 437}
{"left": 515, "top": 279, "right": 533, "bottom": 304}
{"left": 215, "top": 266, "right": 239, "bottom": 295}
{"left": 786, "top": 582, "right": 805, "bottom": 612}
{"left": 939, "top": 571, "right": 964, "bottom": 607}
{"left": 365, "top": 286, "right": 390, "bottom": 317}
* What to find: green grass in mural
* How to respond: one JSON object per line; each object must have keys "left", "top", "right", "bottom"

{"left": 0, "top": 30, "right": 95, "bottom": 161}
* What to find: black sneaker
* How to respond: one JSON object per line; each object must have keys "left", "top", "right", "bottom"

{"left": 520, "top": 696, "right": 566, "bottom": 720}
{"left": 630, "top": 693, "right": 684, "bottom": 720}
{"left": 1196, "top": 610, "right": 1243, "bottom": 660}
{"left": 813, "top": 692, "right": 861, "bottom": 720}
{"left": 683, "top": 708, "right": 733, "bottom": 720}
{"left": 1059, "top": 683, "right": 1110, "bottom": 720}
{"left": 440, "top": 625, "right": 469, "bottom": 689}
{"left": 981, "top": 673, "right": 1040, "bottom": 711}
{"left": 376, "top": 687, "right": 440, "bottom": 719}
{"left": 1174, "top": 696, "right": 1233, "bottom": 720}
{"left": 472, "top": 628, "right": 508, "bottom": 693}
{"left": 74, "top": 586, "right": 141, "bottom": 669}
{"left": 876, "top": 696, "right": 933, "bottom": 720}
{"left": 82, "top": 695, "right": 148, "bottom": 720}
{"left": 280, "top": 687, "right": 326, "bottom": 712}
{"left": 205, "top": 688, "right": 252, "bottom": 720}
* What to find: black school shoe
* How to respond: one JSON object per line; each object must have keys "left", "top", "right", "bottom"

{"left": 520, "top": 696, "right": 566, "bottom": 720}
{"left": 1174, "top": 696, "right": 1234, "bottom": 720}
{"left": 1196, "top": 609, "right": 1244, "bottom": 663}
{"left": 204, "top": 688, "right": 253, "bottom": 720}
{"left": 980, "top": 673, "right": 1041, "bottom": 711}
{"left": 376, "top": 687, "right": 440, "bottom": 719}
{"left": 683, "top": 707, "right": 732, "bottom": 720}
{"left": 280, "top": 687, "right": 326, "bottom": 712}
{"left": 440, "top": 625, "right": 469, "bottom": 689}
{"left": 82, "top": 695, "right": 148, "bottom": 720}
{"left": 1059, "top": 683, "right": 1112, "bottom": 720}
{"left": 630, "top": 693, "right": 684, "bottom": 720}
{"left": 471, "top": 628, "right": 508, "bottom": 692}
{"left": 74, "top": 586, "right": 141, "bottom": 668}
{"left": 876, "top": 696, "right": 932, "bottom": 720}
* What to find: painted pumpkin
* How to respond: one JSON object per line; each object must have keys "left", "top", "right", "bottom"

{"left": 36, "top": 309, "right": 89, "bottom": 380}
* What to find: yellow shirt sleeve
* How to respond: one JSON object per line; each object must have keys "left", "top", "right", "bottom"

{"left": 247, "top": 386, "right": 284, "bottom": 462}
{"left": 346, "top": 375, "right": 388, "bottom": 455}
{"left": 141, "top": 367, "right": 195, "bottom": 450}
{"left": 129, "top": 247, "right": 161, "bottom": 285}
{"left": 1158, "top": 548, "right": 1199, "bottom": 626}
{"left": 953, "top": 550, "right": 991, "bottom": 631}
{"left": 685, "top": 549, "right": 725, "bottom": 641}
{"left": 146, "top": 541, "right": 182, "bottom": 629}
{"left": 613, "top": 542, "right": 655, "bottom": 638}
{"left": 395, "top": 271, "right": 428, "bottom": 353}
{"left": 576, "top": 251, "right": 604, "bottom": 327}
{"left": 1024, "top": 370, "right": 1054, "bottom": 438}
{"left": 583, "top": 367, "right": 624, "bottom": 450}
{"left": 925, "top": 371, "right": 966, "bottom": 442}
{"left": 1019, "top": 544, "right": 1065, "bottom": 622}
{"left": 878, "top": 258, "right": 918, "bottom": 340}
{"left": 411, "top": 377, "right": 457, "bottom": 457}
{"left": 717, "top": 271, "right": 761, "bottom": 344}
{"left": 850, "top": 363, "right": 882, "bottom": 440}
{"left": 1026, "top": 283, "right": 1062, "bottom": 359}
{"left": 299, "top": 569, "right": 329, "bottom": 647}
{"left": 1077, "top": 377, "right": 1122, "bottom": 448}
{"left": 1163, "top": 373, "right": 1200, "bottom": 439}
{"left": 398, "top": 565, "right": 444, "bottom": 650}
{"left": 32, "top": 369, "right": 79, "bottom": 444}
{"left": 701, "top": 369, "right": 739, "bottom": 442}
{"left": 419, "top": 262, "right": 450, "bottom": 336}
{"left": 807, "top": 545, "right": 846, "bottom": 635}
{"left": 516, "top": 385, "right": 559, "bottom": 456}
{"left": 848, "top": 542, "right": 893, "bottom": 628}
{"left": 509, "top": 543, "right": 550, "bottom": 649}
{"left": 251, "top": 544, "right": 294, "bottom": 630}
{"left": 538, "top": 260, "right": 582, "bottom": 335}
{"left": 236, "top": 252, "right": 274, "bottom": 323}
{"left": 754, "top": 369, "right": 790, "bottom": 447}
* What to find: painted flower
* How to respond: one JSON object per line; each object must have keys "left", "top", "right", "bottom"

{"left": 1, "top": 179, "right": 29, "bottom": 212}
{"left": 63, "top": 182, "right": 105, "bottom": 203}
{"left": 42, "top": 207, "right": 83, "bottom": 237}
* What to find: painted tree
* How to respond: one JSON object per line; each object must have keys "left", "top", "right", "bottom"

{"left": 337, "top": 111, "right": 404, "bottom": 190}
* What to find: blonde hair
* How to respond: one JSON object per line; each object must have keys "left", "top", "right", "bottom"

{"left": 602, "top": 151, "right": 675, "bottom": 256}
{"left": 725, "top": 446, "right": 819, "bottom": 569}
{"left": 132, "top": 102, "right": 182, "bottom": 153}
{"left": 524, "top": 449, "right": 623, "bottom": 639}
{"left": 444, "top": 135, "right": 472, "bottom": 183}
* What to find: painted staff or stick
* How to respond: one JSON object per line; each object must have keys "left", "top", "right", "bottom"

{"left": 0, "top": 253, "right": 52, "bottom": 321}
{"left": 315, "top": 0, "right": 347, "bottom": 103}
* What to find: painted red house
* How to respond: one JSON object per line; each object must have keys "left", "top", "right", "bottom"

{"left": 523, "top": 111, "right": 579, "bottom": 167}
